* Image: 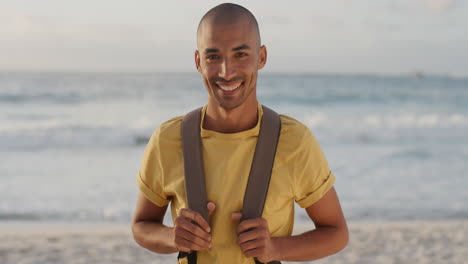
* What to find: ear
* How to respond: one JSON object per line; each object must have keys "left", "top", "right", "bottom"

{"left": 257, "top": 45, "right": 267, "bottom": 70}
{"left": 195, "top": 50, "right": 202, "bottom": 73}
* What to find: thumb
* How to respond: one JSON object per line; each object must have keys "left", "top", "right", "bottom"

{"left": 207, "top": 201, "right": 216, "bottom": 217}
{"left": 231, "top": 212, "right": 242, "bottom": 221}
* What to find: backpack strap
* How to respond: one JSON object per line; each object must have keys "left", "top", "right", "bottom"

{"left": 180, "top": 105, "right": 282, "bottom": 264}
{"left": 181, "top": 107, "right": 209, "bottom": 222}
{"left": 241, "top": 105, "right": 281, "bottom": 221}
{"left": 179, "top": 107, "right": 207, "bottom": 264}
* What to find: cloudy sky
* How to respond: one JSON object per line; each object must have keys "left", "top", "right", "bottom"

{"left": 1, "top": 0, "right": 467, "bottom": 75}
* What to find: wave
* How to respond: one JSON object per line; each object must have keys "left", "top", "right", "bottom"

{"left": 0, "top": 115, "right": 158, "bottom": 150}
{"left": 3, "top": 206, "right": 466, "bottom": 223}
{"left": 0, "top": 93, "right": 83, "bottom": 104}
{"left": 303, "top": 208, "right": 468, "bottom": 222}
{"left": 3, "top": 112, "right": 467, "bottom": 134}
{"left": 0, "top": 117, "right": 154, "bottom": 133}
{"left": 0, "top": 210, "right": 132, "bottom": 223}
{"left": 304, "top": 113, "right": 468, "bottom": 129}
{"left": 1, "top": 112, "right": 467, "bottom": 150}
{"left": 386, "top": 148, "right": 432, "bottom": 160}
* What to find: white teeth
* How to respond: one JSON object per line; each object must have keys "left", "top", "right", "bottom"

{"left": 217, "top": 82, "right": 242, "bottom": 91}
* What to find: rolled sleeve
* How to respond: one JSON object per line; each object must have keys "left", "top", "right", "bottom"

{"left": 296, "top": 171, "right": 336, "bottom": 208}
{"left": 136, "top": 127, "right": 171, "bottom": 207}
{"left": 137, "top": 172, "right": 170, "bottom": 207}
{"left": 294, "top": 128, "right": 336, "bottom": 208}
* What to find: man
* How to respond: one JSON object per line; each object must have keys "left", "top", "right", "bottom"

{"left": 132, "top": 3, "right": 348, "bottom": 263}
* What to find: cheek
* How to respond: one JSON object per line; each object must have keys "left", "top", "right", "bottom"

{"left": 239, "top": 58, "right": 258, "bottom": 72}
{"left": 202, "top": 64, "right": 218, "bottom": 77}
{"left": 247, "top": 70, "right": 258, "bottom": 87}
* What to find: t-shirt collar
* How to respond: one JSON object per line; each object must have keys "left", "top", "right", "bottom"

{"left": 200, "top": 103, "right": 263, "bottom": 139}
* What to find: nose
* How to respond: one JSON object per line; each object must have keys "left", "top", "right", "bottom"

{"left": 218, "top": 58, "right": 236, "bottom": 80}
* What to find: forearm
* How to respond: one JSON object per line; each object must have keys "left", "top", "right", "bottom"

{"left": 132, "top": 221, "right": 179, "bottom": 254}
{"left": 271, "top": 225, "right": 349, "bottom": 262}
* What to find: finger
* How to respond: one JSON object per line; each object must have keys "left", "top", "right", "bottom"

{"left": 238, "top": 228, "right": 266, "bottom": 244}
{"left": 175, "top": 217, "right": 211, "bottom": 242}
{"left": 176, "top": 227, "right": 211, "bottom": 249}
{"left": 207, "top": 201, "right": 216, "bottom": 217}
{"left": 237, "top": 218, "right": 267, "bottom": 235}
{"left": 231, "top": 212, "right": 242, "bottom": 222}
{"left": 176, "top": 241, "right": 191, "bottom": 253}
{"left": 244, "top": 246, "right": 265, "bottom": 258}
{"left": 180, "top": 208, "right": 211, "bottom": 233}
{"left": 177, "top": 245, "right": 191, "bottom": 252}
{"left": 239, "top": 238, "right": 265, "bottom": 253}
{"left": 175, "top": 236, "right": 208, "bottom": 252}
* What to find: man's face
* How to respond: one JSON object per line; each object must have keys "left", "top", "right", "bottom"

{"left": 195, "top": 20, "right": 266, "bottom": 110}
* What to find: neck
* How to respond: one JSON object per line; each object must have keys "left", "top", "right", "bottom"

{"left": 203, "top": 99, "right": 259, "bottom": 133}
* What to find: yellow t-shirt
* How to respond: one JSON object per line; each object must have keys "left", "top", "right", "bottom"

{"left": 137, "top": 103, "right": 335, "bottom": 264}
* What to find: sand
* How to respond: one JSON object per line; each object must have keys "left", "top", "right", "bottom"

{"left": 1, "top": 220, "right": 467, "bottom": 264}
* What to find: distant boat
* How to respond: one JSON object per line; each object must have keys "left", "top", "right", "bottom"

{"left": 410, "top": 71, "right": 425, "bottom": 79}
{"left": 134, "top": 135, "right": 150, "bottom": 145}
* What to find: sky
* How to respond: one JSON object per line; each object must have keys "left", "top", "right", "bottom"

{"left": 1, "top": 0, "right": 467, "bottom": 76}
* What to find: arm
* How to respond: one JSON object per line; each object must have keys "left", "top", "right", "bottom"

{"left": 131, "top": 192, "right": 178, "bottom": 253}
{"left": 132, "top": 192, "right": 214, "bottom": 254}
{"left": 234, "top": 187, "right": 348, "bottom": 262}
{"left": 271, "top": 186, "right": 349, "bottom": 261}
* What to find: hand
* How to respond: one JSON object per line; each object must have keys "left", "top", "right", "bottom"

{"left": 231, "top": 213, "right": 277, "bottom": 263}
{"left": 174, "top": 202, "right": 216, "bottom": 252}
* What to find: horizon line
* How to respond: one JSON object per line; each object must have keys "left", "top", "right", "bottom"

{"left": 0, "top": 69, "right": 467, "bottom": 80}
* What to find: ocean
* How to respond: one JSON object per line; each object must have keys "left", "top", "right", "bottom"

{"left": 1, "top": 72, "right": 467, "bottom": 225}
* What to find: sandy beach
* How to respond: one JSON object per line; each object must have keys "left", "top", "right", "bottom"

{"left": 1, "top": 220, "right": 466, "bottom": 264}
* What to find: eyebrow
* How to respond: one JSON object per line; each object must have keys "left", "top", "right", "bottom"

{"left": 232, "top": 44, "right": 251, "bottom": 51}
{"left": 203, "top": 44, "right": 251, "bottom": 54}
{"left": 204, "top": 48, "right": 219, "bottom": 54}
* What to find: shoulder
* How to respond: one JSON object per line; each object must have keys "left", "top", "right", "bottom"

{"left": 279, "top": 114, "right": 312, "bottom": 142}
{"left": 158, "top": 115, "right": 184, "bottom": 139}
{"left": 147, "top": 115, "right": 184, "bottom": 147}
{"left": 277, "top": 114, "right": 321, "bottom": 160}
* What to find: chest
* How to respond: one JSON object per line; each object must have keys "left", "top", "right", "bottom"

{"left": 168, "top": 137, "right": 294, "bottom": 224}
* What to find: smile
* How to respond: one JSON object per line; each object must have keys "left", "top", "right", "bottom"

{"left": 216, "top": 81, "right": 243, "bottom": 92}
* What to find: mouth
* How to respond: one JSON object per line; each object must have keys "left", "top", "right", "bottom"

{"left": 215, "top": 81, "right": 243, "bottom": 94}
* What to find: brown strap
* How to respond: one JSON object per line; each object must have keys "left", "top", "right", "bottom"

{"left": 181, "top": 105, "right": 282, "bottom": 264}
{"left": 241, "top": 105, "right": 281, "bottom": 221}
{"left": 181, "top": 107, "right": 209, "bottom": 222}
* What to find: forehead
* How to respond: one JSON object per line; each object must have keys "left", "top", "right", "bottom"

{"left": 197, "top": 21, "right": 258, "bottom": 50}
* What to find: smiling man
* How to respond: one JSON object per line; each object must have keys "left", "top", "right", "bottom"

{"left": 132, "top": 3, "right": 348, "bottom": 264}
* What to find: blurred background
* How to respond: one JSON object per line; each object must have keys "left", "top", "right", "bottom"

{"left": 1, "top": 0, "right": 467, "bottom": 226}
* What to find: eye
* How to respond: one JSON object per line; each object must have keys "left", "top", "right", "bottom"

{"left": 236, "top": 52, "right": 248, "bottom": 58}
{"left": 206, "top": 54, "right": 220, "bottom": 61}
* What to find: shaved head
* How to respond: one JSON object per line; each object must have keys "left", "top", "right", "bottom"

{"left": 194, "top": 3, "right": 267, "bottom": 112}
{"left": 197, "top": 3, "right": 261, "bottom": 47}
